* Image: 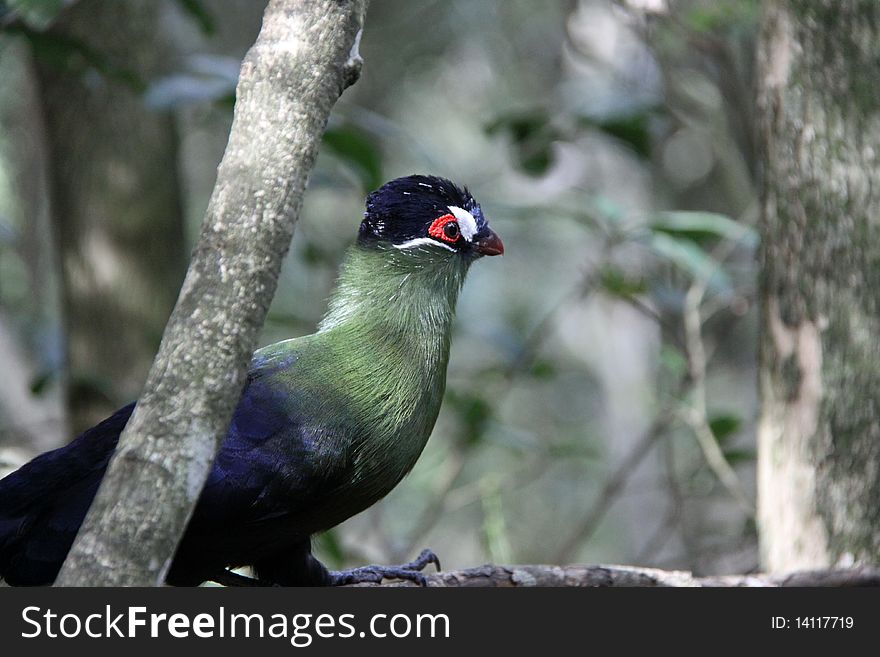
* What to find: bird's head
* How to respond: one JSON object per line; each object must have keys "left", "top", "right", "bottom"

{"left": 358, "top": 175, "right": 504, "bottom": 260}
{"left": 320, "top": 175, "right": 501, "bottom": 331}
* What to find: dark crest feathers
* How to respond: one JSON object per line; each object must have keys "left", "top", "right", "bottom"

{"left": 358, "top": 175, "right": 484, "bottom": 246}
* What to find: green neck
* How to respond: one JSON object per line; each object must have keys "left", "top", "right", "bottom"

{"left": 319, "top": 243, "right": 470, "bottom": 362}
{"left": 309, "top": 244, "right": 472, "bottom": 501}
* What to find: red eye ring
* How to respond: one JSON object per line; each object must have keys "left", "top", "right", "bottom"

{"left": 428, "top": 214, "right": 461, "bottom": 243}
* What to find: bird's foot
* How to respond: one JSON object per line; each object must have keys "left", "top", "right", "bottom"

{"left": 328, "top": 549, "right": 441, "bottom": 587}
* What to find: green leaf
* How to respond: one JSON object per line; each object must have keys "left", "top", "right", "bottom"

{"left": 647, "top": 232, "right": 730, "bottom": 288}
{"left": 446, "top": 390, "right": 492, "bottom": 447}
{"left": 485, "top": 110, "right": 559, "bottom": 177}
{"left": 519, "top": 148, "right": 553, "bottom": 176}
{"left": 599, "top": 266, "right": 647, "bottom": 299}
{"left": 29, "top": 369, "right": 57, "bottom": 396}
{"left": 5, "top": 0, "right": 70, "bottom": 30}
{"left": 485, "top": 111, "right": 547, "bottom": 140}
{"left": 322, "top": 125, "right": 383, "bottom": 192}
{"left": 651, "top": 211, "right": 757, "bottom": 246}
{"left": 300, "top": 240, "right": 335, "bottom": 267}
{"left": 579, "top": 111, "right": 653, "bottom": 158}
{"left": 709, "top": 414, "right": 742, "bottom": 442}
{"left": 722, "top": 448, "right": 755, "bottom": 466}
{"left": 530, "top": 359, "right": 557, "bottom": 380}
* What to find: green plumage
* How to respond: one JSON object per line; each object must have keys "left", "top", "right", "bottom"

{"left": 252, "top": 242, "right": 471, "bottom": 530}
{"left": 0, "top": 174, "right": 502, "bottom": 586}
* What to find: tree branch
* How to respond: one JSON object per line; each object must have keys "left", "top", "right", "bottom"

{"left": 55, "top": 0, "right": 369, "bottom": 586}
{"left": 356, "top": 564, "right": 880, "bottom": 587}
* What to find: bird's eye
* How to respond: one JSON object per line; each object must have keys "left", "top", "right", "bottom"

{"left": 428, "top": 214, "right": 461, "bottom": 244}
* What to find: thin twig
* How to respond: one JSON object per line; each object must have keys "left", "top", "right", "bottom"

{"left": 397, "top": 447, "right": 467, "bottom": 560}
{"left": 554, "top": 412, "right": 673, "bottom": 563}
{"left": 681, "top": 257, "right": 754, "bottom": 516}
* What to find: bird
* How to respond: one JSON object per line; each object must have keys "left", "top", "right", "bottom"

{"left": 0, "top": 174, "right": 503, "bottom": 587}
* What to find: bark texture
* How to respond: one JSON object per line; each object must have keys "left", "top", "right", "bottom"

{"left": 756, "top": 1, "right": 880, "bottom": 571}
{"left": 357, "top": 564, "right": 880, "bottom": 587}
{"left": 34, "top": 0, "right": 188, "bottom": 435}
{"left": 55, "top": 0, "right": 368, "bottom": 586}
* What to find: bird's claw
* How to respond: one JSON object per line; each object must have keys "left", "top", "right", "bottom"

{"left": 329, "top": 549, "right": 441, "bottom": 587}
{"left": 400, "top": 548, "right": 441, "bottom": 573}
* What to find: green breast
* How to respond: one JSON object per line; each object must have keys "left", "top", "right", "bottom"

{"left": 259, "top": 321, "right": 451, "bottom": 533}
{"left": 260, "top": 242, "right": 468, "bottom": 532}
{"left": 319, "top": 322, "right": 450, "bottom": 517}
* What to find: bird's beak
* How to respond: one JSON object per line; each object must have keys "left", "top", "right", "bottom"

{"left": 474, "top": 228, "right": 504, "bottom": 256}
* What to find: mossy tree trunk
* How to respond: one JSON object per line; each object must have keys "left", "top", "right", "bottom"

{"left": 756, "top": 1, "right": 880, "bottom": 571}
{"left": 34, "top": 0, "right": 187, "bottom": 435}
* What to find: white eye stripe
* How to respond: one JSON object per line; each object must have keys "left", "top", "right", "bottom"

{"left": 447, "top": 206, "right": 478, "bottom": 241}
{"left": 393, "top": 237, "right": 456, "bottom": 252}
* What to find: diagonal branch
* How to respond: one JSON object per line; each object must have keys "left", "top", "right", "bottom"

{"left": 56, "top": 0, "right": 369, "bottom": 587}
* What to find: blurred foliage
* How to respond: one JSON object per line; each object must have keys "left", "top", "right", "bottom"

{"left": 650, "top": 211, "right": 756, "bottom": 245}
{"left": 322, "top": 124, "right": 384, "bottom": 192}
{"left": 708, "top": 414, "right": 741, "bottom": 441}
{"left": 598, "top": 266, "right": 647, "bottom": 299}
{"left": 683, "top": 0, "right": 759, "bottom": 32}
{"left": 173, "top": 0, "right": 215, "bottom": 36}
{"left": 3, "top": 0, "right": 72, "bottom": 30}
{"left": 485, "top": 107, "right": 655, "bottom": 177}
{"left": 5, "top": 22, "right": 146, "bottom": 91}
{"left": 0, "top": 0, "right": 765, "bottom": 576}
{"left": 485, "top": 110, "right": 562, "bottom": 176}
{"left": 445, "top": 389, "right": 493, "bottom": 449}
{"left": 144, "top": 55, "right": 238, "bottom": 109}
{"left": 579, "top": 112, "right": 654, "bottom": 159}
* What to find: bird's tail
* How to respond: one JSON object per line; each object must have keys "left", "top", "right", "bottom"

{"left": 0, "top": 402, "right": 134, "bottom": 585}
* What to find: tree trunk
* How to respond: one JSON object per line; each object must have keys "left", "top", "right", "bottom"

{"left": 55, "top": 0, "right": 368, "bottom": 587}
{"left": 34, "top": 0, "right": 188, "bottom": 435}
{"left": 756, "top": 1, "right": 880, "bottom": 571}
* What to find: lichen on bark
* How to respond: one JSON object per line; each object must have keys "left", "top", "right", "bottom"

{"left": 757, "top": 0, "right": 880, "bottom": 571}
